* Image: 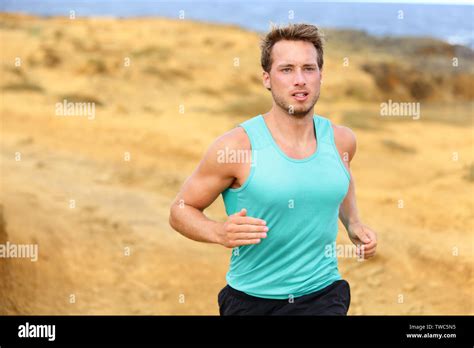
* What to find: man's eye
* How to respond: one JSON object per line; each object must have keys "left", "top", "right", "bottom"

{"left": 282, "top": 68, "right": 291, "bottom": 73}
{"left": 305, "top": 67, "right": 316, "bottom": 71}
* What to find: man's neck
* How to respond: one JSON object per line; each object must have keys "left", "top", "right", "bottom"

{"left": 264, "top": 106, "right": 316, "bottom": 146}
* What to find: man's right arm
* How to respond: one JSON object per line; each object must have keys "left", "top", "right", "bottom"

{"left": 168, "top": 127, "right": 268, "bottom": 248}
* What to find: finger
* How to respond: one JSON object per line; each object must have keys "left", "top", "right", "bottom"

{"left": 233, "top": 224, "right": 269, "bottom": 233}
{"left": 233, "top": 239, "right": 261, "bottom": 246}
{"left": 234, "top": 208, "right": 247, "bottom": 217}
{"left": 356, "top": 245, "right": 375, "bottom": 256}
{"left": 362, "top": 249, "right": 376, "bottom": 258}
{"left": 362, "top": 246, "right": 376, "bottom": 254}
{"left": 363, "top": 242, "right": 377, "bottom": 251}
{"left": 232, "top": 216, "right": 267, "bottom": 226}
{"left": 361, "top": 247, "right": 376, "bottom": 256}
{"left": 362, "top": 239, "right": 377, "bottom": 249}
{"left": 231, "top": 232, "right": 268, "bottom": 240}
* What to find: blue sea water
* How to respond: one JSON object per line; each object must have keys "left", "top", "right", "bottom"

{"left": 1, "top": 0, "right": 473, "bottom": 49}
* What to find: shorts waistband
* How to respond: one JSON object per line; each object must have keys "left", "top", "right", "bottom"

{"left": 225, "top": 285, "right": 287, "bottom": 302}
{"left": 225, "top": 280, "right": 345, "bottom": 303}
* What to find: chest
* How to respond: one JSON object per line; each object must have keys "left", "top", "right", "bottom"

{"left": 243, "top": 150, "right": 349, "bottom": 209}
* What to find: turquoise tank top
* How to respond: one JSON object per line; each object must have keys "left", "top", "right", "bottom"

{"left": 221, "top": 114, "right": 351, "bottom": 299}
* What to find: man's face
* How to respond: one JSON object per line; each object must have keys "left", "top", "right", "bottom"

{"left": 263, "top": 40, "right": 322, "bottom": 117}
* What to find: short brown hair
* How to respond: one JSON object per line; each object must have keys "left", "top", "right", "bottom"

{"left": 260, "top": 23, "right": 324, "bottom": 73}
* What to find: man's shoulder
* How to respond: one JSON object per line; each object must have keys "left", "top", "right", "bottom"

{"left": 332, "top": 123, "right": 356, "bottom": 143}
{"left": 327, "top": 119, "right": 357, "bottom": 161}
{"left": 208, "top": 124, "right": 251, "bottom": 159}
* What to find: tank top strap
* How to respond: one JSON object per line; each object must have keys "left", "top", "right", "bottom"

{"left": 238, "top": 115, "right": 272, "bottom": 150}
{"left": 314, "top": 114, "right": 333, "bottom": 145}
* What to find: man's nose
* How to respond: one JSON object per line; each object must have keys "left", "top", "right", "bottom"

{"left": 293, "top": 68, "right": 306, "bottom": 86}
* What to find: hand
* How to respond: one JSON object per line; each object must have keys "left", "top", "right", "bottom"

{"left": 348, "top": 222, "right": 377, "bottom": 259}
{"left": 216, "top": 208, "right": 269, "bottom": 248}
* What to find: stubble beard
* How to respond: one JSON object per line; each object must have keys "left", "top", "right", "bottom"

{"left": 271, "top": 89, "right": 321, "bottom": 118}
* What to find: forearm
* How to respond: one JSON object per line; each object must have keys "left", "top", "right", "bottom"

{"left": 339, "top": 174, "right": 361, "bottom": 232}
{"left": 169, "top": 201, "right": 222, "bottom": 244}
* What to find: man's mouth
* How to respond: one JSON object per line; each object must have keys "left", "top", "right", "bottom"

{"left": 291, "top": 91, "right": 309, "bottom": 101}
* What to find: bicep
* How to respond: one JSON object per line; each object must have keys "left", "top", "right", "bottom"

{"left": 178, "top": 167, "right": 233, "bottom": 212}
{"left": 174, "top": 138, "right": 236, "bottom": 211}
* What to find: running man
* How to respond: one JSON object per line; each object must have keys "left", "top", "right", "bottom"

{"left": 169, "top": 23, "right": 377, "bottom": 315}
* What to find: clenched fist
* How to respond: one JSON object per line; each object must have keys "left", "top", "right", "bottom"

{"left": 215, "top": 208, "right": 269, "bottom": 248}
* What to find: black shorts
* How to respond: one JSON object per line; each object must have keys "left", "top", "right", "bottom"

{"left": 218, "top": 279, "right": 351, "bottom": 316}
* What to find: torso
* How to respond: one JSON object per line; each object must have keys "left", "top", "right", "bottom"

{"left": 222, "top": 114, "right": 351, "bottom": 299}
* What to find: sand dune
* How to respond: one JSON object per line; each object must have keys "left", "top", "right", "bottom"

{"left": 0, "top": 13, "right": 473, "bottom": 314}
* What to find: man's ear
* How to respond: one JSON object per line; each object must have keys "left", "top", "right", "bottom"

{"left": 263, "top": 71, "right": 271, "bottom": 91}
{"left": 320, "top": 69, "right": 323, "bottom": 85}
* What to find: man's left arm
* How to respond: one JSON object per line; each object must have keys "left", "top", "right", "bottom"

{"left": 333, "top": 125, "right": 378, "bottom": 259}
